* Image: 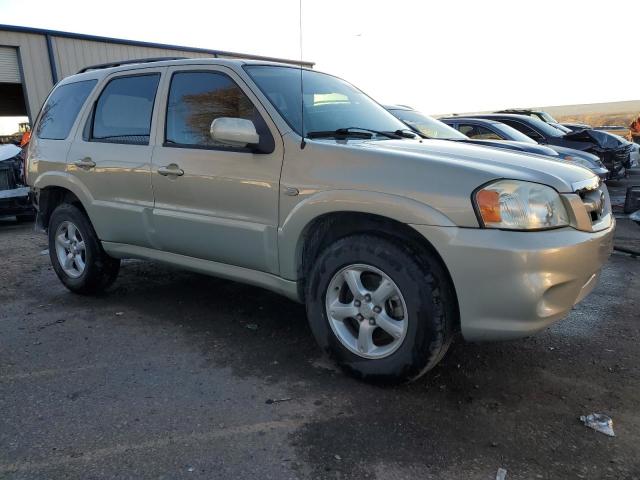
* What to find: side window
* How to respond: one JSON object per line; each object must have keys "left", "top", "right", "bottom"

{"left": 36, "top": 80, "right": 97, "bottom": 140}
{"left": 501, "top": 120, "right": 542, "bottom": 140}
{"left": 91, "top": 74, "right": 160, "bottom": 145}
{"left": 459, "top": 124, "right": 503, "bottom": 140}
{"left": 165, "top": 71, "right": 274, "bottom": 152}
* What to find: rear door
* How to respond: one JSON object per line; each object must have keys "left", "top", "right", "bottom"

{"left": 67, "top": 69, "right": 163, "bottom": 247}
{"left": 149, "top": 65, "right": 284, "bottom": 273}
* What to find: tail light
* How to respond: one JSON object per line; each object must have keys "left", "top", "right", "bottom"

{"left": 20, "top": 131, "right": 31, "bottom": 184}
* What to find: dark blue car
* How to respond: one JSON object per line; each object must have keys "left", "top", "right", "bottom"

{"left": 447, "top": 113, "right": 629, "bottom": 177}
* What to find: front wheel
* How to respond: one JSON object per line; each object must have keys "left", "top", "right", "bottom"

{"left": 305, "top": 234, "right": 456, "bottom": 384}
{"left": 48, "top": 203, "right": 120, "bottom": 294}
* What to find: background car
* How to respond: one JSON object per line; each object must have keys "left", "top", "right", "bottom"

{"left": 495, "top": 108, "right": 558, "bottom": 124}
{"left": 440, "top": 116, "right": 609, "bottom": 179}
{"left": 455, "top": 113, "right": 631, "bottom": 177}
{"left": 385, "top": 106, "right": 610, "bottom": 177}
{"left": 0, "top": 143, "right": 33, "bottom": 220}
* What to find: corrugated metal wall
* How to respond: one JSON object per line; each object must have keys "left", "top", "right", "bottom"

{"left": 0, "top": 28, "right": 309, "bottom": 123}
{"left": 51, "top": 37, "right": 216, "bottom": 80}
{"left": 0, "top": 30, "right": 54, "bottom": 120}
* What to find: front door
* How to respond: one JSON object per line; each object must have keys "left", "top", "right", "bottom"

{"left": 150, "top": 65, "right": 283, "bottom": 274}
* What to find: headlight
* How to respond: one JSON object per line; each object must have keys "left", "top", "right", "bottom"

{"left": 474, "top": 180, "right": 569, "bottom": 230}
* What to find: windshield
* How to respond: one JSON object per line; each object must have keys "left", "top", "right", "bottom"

{"left": 389, "top": 109, "right": 467, "bottom": 140}
{"left": 244, "top": 66, "right": 407, "bottom": 138}
{"left": 536, "top": 111, "right": 558, "bottom": 123}
{"left": 490, "top": 122, "right": 537, "bottom": 144}
{"left": 525, "top": 116, "right": 566, "bottom": 138}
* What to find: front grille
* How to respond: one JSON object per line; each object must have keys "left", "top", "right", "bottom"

{"left": 580, "top": 189, "right": 606, "bottom": 223}
{"left": 574, "top": 179, "right": 610, "bottom": 231}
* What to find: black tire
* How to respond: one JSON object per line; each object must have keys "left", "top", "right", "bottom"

{"left": 305, "top": 234, "right": 455, "bottom": 384}
{"left": 48, "top": 203, "right": 120, "bottom": 294}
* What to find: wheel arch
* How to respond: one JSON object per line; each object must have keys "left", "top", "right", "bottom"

{"left": 33, "top": 172, "right": 93, "bottom": 230}
{"left": 291, "top": 210, "right": 460, "bottom": 332}
{"left": 279, "top": 190, "right": 455, "bottom": 280}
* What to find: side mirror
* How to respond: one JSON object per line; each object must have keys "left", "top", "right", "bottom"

{"left": 210, "top": 117, "right": 259, "bottom": 148}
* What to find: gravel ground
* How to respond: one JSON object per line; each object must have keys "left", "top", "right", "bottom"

{"left": 1, "top": 200, "right": 639, "bottom": 479}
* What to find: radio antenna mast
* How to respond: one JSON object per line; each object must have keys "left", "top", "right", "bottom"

{"left": 299, "top": 0, "right": 306, "bottom": 149}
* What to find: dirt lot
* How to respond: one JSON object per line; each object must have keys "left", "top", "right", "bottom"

{"left": 1, "top": 190, "right": 639, "bottom": 479}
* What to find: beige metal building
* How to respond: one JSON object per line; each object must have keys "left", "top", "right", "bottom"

{"left": 0, "top": 24, "right": 313, "bottom": 123}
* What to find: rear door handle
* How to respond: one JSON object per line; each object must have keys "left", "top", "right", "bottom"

{"left": 74, "top": 157, "right": 96, "bottom": 169}
{"left": 157, "top": 164, "right": 184, "bottom": 177}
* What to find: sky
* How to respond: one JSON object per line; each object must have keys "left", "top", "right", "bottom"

{"left": 0, "top": 0, "right": 639, "bottom": 134}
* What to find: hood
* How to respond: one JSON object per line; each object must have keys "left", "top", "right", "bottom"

{"left": 0, "top": 144, "right": 21, "bottom": 162}
{"left": 353, "top": 139, "right": 595, "bottom": 192}
{"left": 564, "top": 129, "right": 625, "bottom": 149}
{"left": 547, "top": 145, "right": 601, "bottom": 164}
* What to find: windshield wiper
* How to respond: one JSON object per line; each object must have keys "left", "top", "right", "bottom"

{"left": 306, "top": 127, "right": 403, "bottom": 140}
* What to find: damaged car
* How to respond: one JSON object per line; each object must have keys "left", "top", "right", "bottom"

{"left": 0, "top": 143, "right": 33, "bottom": 220}
{"left": 439, "top": 116, "right": 609, "bottom": 179}
{"left": 386, "top": 106, "right": 608, "bottom": 178}
{"left": 457, "top": 113, "right": 632, "bottom": 178}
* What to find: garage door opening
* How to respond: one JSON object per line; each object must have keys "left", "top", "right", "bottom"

{"left": 0, "top": 83, "right": 29, "bottom": 144}
{"left": 0, "top": 82, "right": 27, "bottom": 117}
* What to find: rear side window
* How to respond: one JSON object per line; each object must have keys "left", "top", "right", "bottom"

{"left": 91, "top": 74, "right": 160, "bottom": 145}
{"left": 459, "top": 124, "right": 503, "bottom": 140}
{"left": 165, "top": 71, "right": 274, "bottom": 152}
{"left": 36, "top": 80, "right": 97, "bottom": 140}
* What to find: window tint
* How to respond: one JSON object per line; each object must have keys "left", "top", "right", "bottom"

{"left": 500, "top": 120, "right": 544, "bottom": 141}
{"left": 166, "top": 71, "right": 273, "bottom": 152}
{"left": 91, "top": 74, "right": 160, "bottom": 145}
{"left": 459, "top": 124, "right": 503, "bottom": 140}
{"left": 390, "top": 110, "right": 466, "bottom": 140}
{"left": 245, "top": 65, "right": 406, "bottom": 138}
{"left": 36, "top": 80, "right": 97, "bottom": 140}
{"left": 501, "top": 117, "right": 564, "bottom": 138}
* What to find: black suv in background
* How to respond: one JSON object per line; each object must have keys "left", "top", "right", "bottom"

{"left": 457, "top": 113, "right": 632, "bottom": 177}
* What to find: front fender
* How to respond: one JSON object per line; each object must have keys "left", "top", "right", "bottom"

{"left": 278, "top": 189, "right": 455, "bottom": 280}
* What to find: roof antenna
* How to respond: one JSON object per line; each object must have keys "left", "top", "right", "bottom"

{"left": 299, "top": 0, "right": 306, "bottom": 149}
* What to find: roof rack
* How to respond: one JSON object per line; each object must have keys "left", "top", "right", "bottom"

{"left": 498, "top": 108, "right": 534, "bottom": 113}
{"left": 77, "top": 57, "right": 187, "bottom": 74}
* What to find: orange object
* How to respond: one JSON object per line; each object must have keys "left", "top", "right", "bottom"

{"left": 19, "top": 131, "right": 31, "bottom": 147}
{"left": 476, "top": 189, "right": 501, "bottom": 223}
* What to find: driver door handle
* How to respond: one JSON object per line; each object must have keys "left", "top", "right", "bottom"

{"left": 157, "top": 165, "right": 184, "bottom": 177}
{"left": 74, "top": 157, "right": 96, "bottom": 169}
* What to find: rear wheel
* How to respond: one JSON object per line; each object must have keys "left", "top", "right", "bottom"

{"left": 305, "top": 234, "right": 455, "bottom": 384}
{"left": 48, "top": 203, "right": 120, "bottom": 294}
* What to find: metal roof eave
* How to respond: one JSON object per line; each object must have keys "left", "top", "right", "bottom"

{"left": 0, "top": 24, "right": 314, "bottom": 68}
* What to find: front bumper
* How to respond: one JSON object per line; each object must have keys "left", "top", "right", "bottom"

{"left": 0, "top": 186, "right": 33, "bottom": 216}
{"left": 411, "top": 222, "right": 615, "bottom": 341}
